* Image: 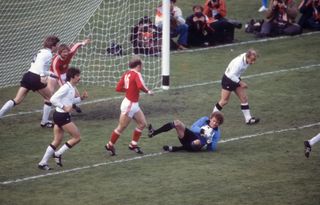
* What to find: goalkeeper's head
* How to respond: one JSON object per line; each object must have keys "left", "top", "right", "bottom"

{"left": 209, "top": 111, "right": 224, "bottom": 128}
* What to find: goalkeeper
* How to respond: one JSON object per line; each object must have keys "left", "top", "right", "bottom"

{"left": 148, "top": 112, "right": 224, "bottom": 152}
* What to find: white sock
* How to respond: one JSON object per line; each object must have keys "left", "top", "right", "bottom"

{"left": 241, "top": 103, "right": 252, "bottom": 122}
{"left": 39, "top": 145, "right": 55, "bottom": 165}
{"left": 41, "top": 103, "right": 52, "bottom": 124}
{"left": 309, "top": 133, "right": 320, "bottom": 146}
{"left": 213, "top": 106, "right": 219, "bottom": 113}
{"left": 0, "top": 100, "right": 15, "bottom": 117}
{"left": 55, "top": 143, "right": 71, "bottom": 156}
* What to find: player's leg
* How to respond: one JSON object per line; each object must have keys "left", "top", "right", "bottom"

{"left": 129, "top": 110, "right": 147, "bottom": 154}
{"left": 38, "top": 125, "right": 64, "bottom": 170}
{"left": 38, "top": 86, "right": 54, "bottom": 128}
{"left": 148, "top": 120, "right": 177, "bottom": 138}
{"left": 0, "top": 87, "right": 29, "bottom": 117}
{"left": 53, "top": 122, "right": 80, "bottom": 166}
{"left": 105, "top": 113, "right": 132, "bottom": 156}
{"left": 213, "top": 89, "right": 231, "bottom": 112}
{"left": 235, "top": 86, "right": 259, "bottom": 124}
{"left": 304, "top": 133, "right": 320, "bottom": 158}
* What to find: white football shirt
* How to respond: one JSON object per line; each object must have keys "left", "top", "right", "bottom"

{"left": 28, "top": 48, "right": 52, "bottom": 76}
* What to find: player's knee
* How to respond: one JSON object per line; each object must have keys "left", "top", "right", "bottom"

{"left": 173, "top": 120, "right": 183, "bottom": 128}
{"left": 136, "top": 121, "right": 147, "bottom": 130}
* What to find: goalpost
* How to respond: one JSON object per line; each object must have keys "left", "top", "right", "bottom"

{"left": 0, "top": 0, "right": 170, "bottom": 90}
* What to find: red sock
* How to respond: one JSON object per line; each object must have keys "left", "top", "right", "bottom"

{"left": 109, "top": 130, "right": 120, "bottom": 145}
{"left": 131, "top": 128, "right": 142, "bottom": 144}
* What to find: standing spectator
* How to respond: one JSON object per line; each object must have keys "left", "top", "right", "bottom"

{"left": 304, "top": 133, "right": 320, "bottom": 158}
{"left": 130, "top": 16, "right": 162, "bottom": 55}
{"left": 38, "top": 67, "right": 88, "bottom": 170}
{"left": 105, "top": 56, "right": 154, "bottom": 156}
{"left": 0, "top": 35, "right": 60, "bottom": 128}
{"left": 203, "top": 0, "right": 241, "bottom": 44}
{"left": 155, "top": 0, "right": 189, "bottom": 49}
{"left": 212, "top": 49, "right": 260, "bottom": 125}
{"left": 47, "top": 39, "right": 90, "bottom": 115}
{"left": 298, "top": 0, "right": 320, "bottom": 30}
{"left": 259, "top": 0, "right": 269, "bottom": 12}
{"left": 186, "top": 5, "right": 211, "bottom": 47}
{"left": 148, "top": 112, "right": 224, "bottom": 152}
{"left": 257, "top": 0, "right": 302, "bottom": 37}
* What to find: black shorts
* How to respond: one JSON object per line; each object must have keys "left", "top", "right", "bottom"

{"left": 179, "top": 128, "right": 199, "bottom": 151}
{"left": 221, "top": 74, "right": 240, "bottom": 91}
{"left": 53, "top": 111, "right": 71, "bottom": 127}
{"left": 20, "top": 71, "right": 47, "bottom": 91}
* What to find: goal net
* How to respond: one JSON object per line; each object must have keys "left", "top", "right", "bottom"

{"left": 0, "top": 0, "right": 162, "bottom": 89}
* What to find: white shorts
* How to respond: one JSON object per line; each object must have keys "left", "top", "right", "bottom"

{"left": 120, "top": 97, "right": 141, "bottom": 118}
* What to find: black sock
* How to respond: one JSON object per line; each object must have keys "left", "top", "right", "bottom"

{"left": 171, "top": 146, "right": 185, "bottom": 152}
{"left": 153, "top": 122, "right": 175, "bottom": 136}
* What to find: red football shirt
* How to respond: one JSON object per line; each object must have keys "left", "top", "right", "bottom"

{"left": 116, "top": 69, "right": 149, "bottom": 102}
{"left": 50, "top": 43, "right": 83, "bottom": 84}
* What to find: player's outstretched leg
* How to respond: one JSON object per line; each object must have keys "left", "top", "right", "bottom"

{"left": 163, "top": 145, "right": 185, "bottom": 152}
{"left": 148, "top": 122, "right": 175, "bottom": 138}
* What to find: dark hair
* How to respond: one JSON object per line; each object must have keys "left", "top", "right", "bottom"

{"left": 58, "top": 44, "right": 70, "bottom": 55}
{"left": 129, "top": 56, "right": 142, "bottom": 68}
{"left": 170, "top": 0, "right": 177, "bottom": 3}
{"left": 193, "top": 4, "right": 204, "bottom": 12}
{"left": 66, "top": 67, "right": 81, "bottom": 82}
{"left": 210, "top": 111, "right": 224, "bottom": 125}
{"left": 43, "top": 35, "right": 60, "bottom": 49}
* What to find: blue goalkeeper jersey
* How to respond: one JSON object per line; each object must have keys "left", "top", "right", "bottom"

{"left": 190, "top": 116, "right": 221, "bottom": 151}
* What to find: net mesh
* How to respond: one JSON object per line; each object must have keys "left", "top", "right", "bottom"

{"left": 0, "top": 0, "right": 162, "bottom": 89}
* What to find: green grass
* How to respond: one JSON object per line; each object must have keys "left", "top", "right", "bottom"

{"left": 1, "top": 0, "right": 320, "bottom": 205}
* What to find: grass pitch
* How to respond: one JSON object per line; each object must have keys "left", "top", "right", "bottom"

{"left": 1, "top": 0, "right": 320, "bottom": 205}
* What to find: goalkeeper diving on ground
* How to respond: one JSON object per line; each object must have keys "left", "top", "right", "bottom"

{"left": 148, "top": 112, "right": 224, "bottom": 152}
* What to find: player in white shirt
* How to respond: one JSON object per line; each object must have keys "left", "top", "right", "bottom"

{"left": 0, "top": 36, "right": 60, "bottom": 128}
{"left": 38, "top": 67, "right": 88, "bottom": 170}
{"left": 212, "top": 49, "right": 260, "bottom": 125}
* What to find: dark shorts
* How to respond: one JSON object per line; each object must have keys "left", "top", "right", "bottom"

{"left": 53, "top": 111, "right": 71, "bottom": 127}
{"left": 221, "top": 74, "right": 240, "bottom": 92}
{"left": 179, "top": 128, "right": 199, "bottom": 151}
{"left": 20, "top": 71, "right": 47, "bottom": 91}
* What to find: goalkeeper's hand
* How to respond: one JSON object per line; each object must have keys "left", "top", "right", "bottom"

{"left": 200, "top": 128, "right": 206, "bottom": 137}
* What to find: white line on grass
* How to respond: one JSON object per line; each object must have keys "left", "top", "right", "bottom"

{"left": 172, "top": 31, "right": 320, "bottom": 54}
{"left": 1, "top": 64, "right": 320, "bottom": 119}
{"left": 1, "top": 122, "right": 319, "bottom": 185}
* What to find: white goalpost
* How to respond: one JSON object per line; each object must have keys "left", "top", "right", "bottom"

{"left": 0, "top": 0, "right": 170, "bottom": 90}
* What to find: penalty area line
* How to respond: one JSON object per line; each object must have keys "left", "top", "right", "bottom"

{"left": 1, "top": 122, "right": 320, "bottom": 185}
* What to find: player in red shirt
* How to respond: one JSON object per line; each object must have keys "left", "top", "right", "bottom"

{"left": 41, "top": 39, "right": 90, "bottom": 124}
{"left": 48, "top": 39, "right": 90, "bottom": 93}
{"left": 105, "top": 55, "right": 154, "bottom": 156}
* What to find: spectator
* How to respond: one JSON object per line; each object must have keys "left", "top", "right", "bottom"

{"left": 257, "top": 0, "right": 302, "bottom": 37}
{"left": 155, "top": 0, "right": 189, "bottom": 50}
{"left": 186, "top": 5, "right": 211, "bottom": 47}
{"left": 130, "top": 16, "right": 162, "bottom": 56}
{"left": 298, "top": 0, "right": 320, "bottom": 30}
{"left": 203, "top": 0, "right": 242, "bottom": 44}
